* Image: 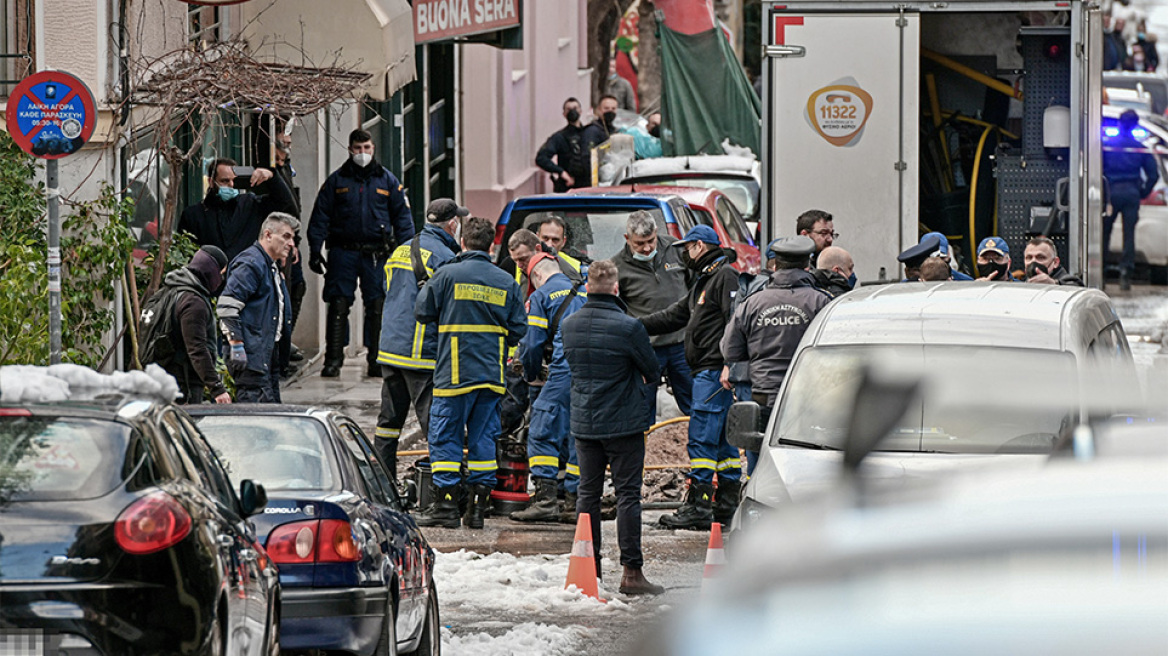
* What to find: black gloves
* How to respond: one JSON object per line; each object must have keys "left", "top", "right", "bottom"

{"left": 309, "top": 252, "right": 327, "bottom": 275}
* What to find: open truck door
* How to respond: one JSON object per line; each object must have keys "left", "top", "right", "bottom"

{"left": 762, "top": 8, "right": 919, "bottom": 283}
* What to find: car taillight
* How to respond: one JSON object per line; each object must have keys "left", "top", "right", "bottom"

{"left": 0, "top": 408, "right": 31, "bottom": 416}
{"left": 114, "top": 492, "right": 192, "bottom": 555}
{"left": 266, "top": 519, "right": 360, "bottom": 564}
{"left": 493, "top": 221, "right": 507, "bottom": 246}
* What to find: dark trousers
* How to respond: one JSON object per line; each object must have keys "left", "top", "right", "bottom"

{"left": 377, "top": 365, "right": 434, "bottom": 459}
{"left": 647, "top": 343, "right": 693, "bottom": 419}
{"left": 1105, "top": 183, "right": 1142, "bottom": 274}
{"left": 234, "top": 345, "right": 284, "bottom": 403}
{"left": 576, "top": 433, "right": 645, "bottom": 576}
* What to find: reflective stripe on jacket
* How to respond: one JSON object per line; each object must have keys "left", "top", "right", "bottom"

{"left": 378, "top": 224, "right": 460, "bottom": 369}
{"left": 415, "top": 250, "right": 526, "bottom": 396}
{"left": 519, "top": 272, "right": 587, "bottom": 379}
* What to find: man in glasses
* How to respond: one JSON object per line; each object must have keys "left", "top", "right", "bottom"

{"left": 796, "top": 209, "right": 836, "bottom": 267}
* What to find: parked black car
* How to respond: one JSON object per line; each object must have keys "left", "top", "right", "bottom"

{"left": 189, "top": 404, "right": 440, "bottom": 656}
{"left": 0, "top": 392, "right": 280, "bottom": 655}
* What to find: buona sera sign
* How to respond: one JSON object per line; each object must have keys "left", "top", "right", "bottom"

{"left": 414, "top": 0, "right": 519, "bottom": 44}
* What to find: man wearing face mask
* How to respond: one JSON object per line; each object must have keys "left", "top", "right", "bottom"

{"left": 178, "top": 157, "right": 296, "bottom": 264}
{"left": 975, "top": 236, "right": 1016, "bottom": 281}
{"left": 374, "top": 199, "right": 466, "bottom": 480}
{"left": 536, "top": 97, "right": 608, "bottom": 192}
{"left": 308, "top": 129, "right": 416, "bottom": 378}
{"left": 810, "top": 246, "right": 857, "bottom": 297}
{"left": 593, "top": 95, "right": 621, "bottom": 140}
{"left": 612, "top": 211, "right": 693, "bottom": 420}
{"left": 640, "top": 224, "right": 741, "bottom": 530}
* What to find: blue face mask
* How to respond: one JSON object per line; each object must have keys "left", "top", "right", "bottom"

{"left": 632, "top": 249, "right": 657, "bottom": 262}
{"left": 217, "top": 186, "right": 240, "bottom": 202}
{"left": 846, "top": 272, "right": 857, "bottom": 289}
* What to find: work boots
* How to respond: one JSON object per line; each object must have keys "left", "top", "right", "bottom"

{"left": 713, "top": 479, "right": 742, "bottom": 526}
{"left": 414, "top": 484, "right": 461, "bottom": 528}
{"left": 658, "top": 482, "right": 714, "bottom": 531}
{"left": 510, "top": 478, "right": 561, "bottom": 522}
{"left": 322, "top": 299, "right": 351, "bottom": 377}
{"left": 559, "top": 491, "right": 578, "bottom": 524}
{"left": 463, "top": 484, "right": 493, "bottom": 529}
{"left": 363, "top": 299, "right": 384, "bottom": 377}
{"left": 619, "top": 566, "right": 665, "bottom": 596}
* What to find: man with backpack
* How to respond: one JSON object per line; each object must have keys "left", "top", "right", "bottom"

{"left": 509, "top": 252, "right": 587, "bottom": 523}
{"left": 374, "top": 198, "right": 466, "bottom": 479}
{"left": 139, "top": 246, "right": 232, "bottom": 404}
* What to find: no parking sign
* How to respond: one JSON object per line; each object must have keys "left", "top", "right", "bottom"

{"left": 5, "top": 70, "right": 96, "bottom": 159}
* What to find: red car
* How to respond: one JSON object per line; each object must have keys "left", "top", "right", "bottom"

{"left": 580, "top": 185, "right": 761, "bottom": 274}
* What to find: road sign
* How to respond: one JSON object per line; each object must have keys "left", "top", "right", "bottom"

{"left": 5, "top": 70, "right": 96, "bottom": 160}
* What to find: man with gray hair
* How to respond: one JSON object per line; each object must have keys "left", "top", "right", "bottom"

{"left": 612, "top": 210, "right": 693, "bottom": 419}
{"left": 217, "top": 212, "right": 297, "bottom": 402}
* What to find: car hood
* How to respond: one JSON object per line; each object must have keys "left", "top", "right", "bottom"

{"left": 743, "top": 446, "right": 1049, "bottom": 508}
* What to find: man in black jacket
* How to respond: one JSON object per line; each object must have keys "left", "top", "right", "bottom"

{"left": 612, "top": 211, "right": 693, "bottom": 419}
{"left": 535, "top": 97, "right": 606, "bottom": 192}
{"left": 1103, "top": 109, "right": 1159, "bottom": 290}
{"left": 178, "top": 158, "right": 296, "bottom": 264}
{"left": 154, "top": 246, "right": 232, "bottom": 405}
{"left": 640, "top": 225, "right": 742, "bottom": 530}
{"left": 562, "top": 259, "right": 663, "bottom": 595}
{"left": 1022, "top": 236, "right": 1084, "bottom": 286}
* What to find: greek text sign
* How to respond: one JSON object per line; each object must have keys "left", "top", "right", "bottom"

{"left": 6, "top": 70, "right": 97, "bottom": 159}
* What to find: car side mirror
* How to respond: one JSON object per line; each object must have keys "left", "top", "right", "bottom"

{"left": 401, "top": 477, "right": 418, "bottom": 511}
{"left": 727, "top": 401, "right": 765, "bottom": 452}
{"left": 239, "top": 479, "right": 268, "bottom": 517}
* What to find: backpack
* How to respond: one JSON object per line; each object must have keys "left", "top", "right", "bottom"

{"left": 138, "top": 284, "right": 205, "bottom": 367}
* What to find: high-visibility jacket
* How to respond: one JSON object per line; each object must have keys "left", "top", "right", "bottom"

{"left": 377, "top": 224, "right": 460, "bottom": 370}
{"left": 415, "top": 250, "right": 526, "bottom": 396}
{"left": 519, "top": 272, "right": 586, "bottom": 379}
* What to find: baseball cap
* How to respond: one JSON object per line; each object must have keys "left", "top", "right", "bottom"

{"left": 426, "top": 198, "right": 469, "bottom": 223}
{"left": 977, "top": 236, "right": 1010, "bottom": 257}
{"left": 921, "top": 231, "right": 950, "bottom": 257}
{"left": 672, "top": 224, "right": 720, "bottom": 246}
{"left": 765, "top": 235, "right": 816, "bottom": 261}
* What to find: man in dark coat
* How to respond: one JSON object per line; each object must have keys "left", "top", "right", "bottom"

{"left": 308, "top": 129, "right": 416, "bottom": 378}
{"left": 1023, "top": 236, "right": 1084, "bottom": 286}
{"left": 153, "top": 246, "right": 232, "bottom": 404}
{"left": 178, "top": 158, "right": 296, "bottom": 264}
{"left": 562, "top": 259, "right": 663, "bottom": 595}
{"left": 809, "top": 245, "right": 856, "bottom": 298}
{"left": 535, "top": 97, "right": 607, "bottom": 192}
{"left": 1103, "top": 109, "right": 1159, "bottom": 290}
{"left": 640, "top": 224, "right": 742, "bottom": 531}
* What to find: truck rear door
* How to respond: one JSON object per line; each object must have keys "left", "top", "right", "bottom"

{"left": 764, "top": 6, "right": 919, "bottom": 282}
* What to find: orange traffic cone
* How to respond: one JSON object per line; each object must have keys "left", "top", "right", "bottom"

{"left": 702, "top": 522, "right": 726, "bottom": 591}
{"left": 564, "top": 512, "right": 604, "bottom": 601}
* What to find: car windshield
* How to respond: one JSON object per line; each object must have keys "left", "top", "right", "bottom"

{"left": 0, "top": 416, "right": 131, "bottom": 502}
{"left": 196, "top": 415, "right": 338, "bottom": 491}
{"left": 772, "top": 346, "right": 1078, "bottom": 454}
{"left": 634, "top": 177, "right": 758, "bottom": 219}
{"left": 510, "top": 207, "right": 668, "bottom": 261}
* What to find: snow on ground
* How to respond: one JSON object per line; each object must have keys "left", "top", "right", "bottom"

{"left": 435, "top": 550, "right": 633, "bottom": 655}
{"left": 441, "top": 622, "right": 593, "bottom": 656}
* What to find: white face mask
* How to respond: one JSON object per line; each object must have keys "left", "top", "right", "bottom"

{"left": 351, "top": 152, "right": 373, "bottom": 167}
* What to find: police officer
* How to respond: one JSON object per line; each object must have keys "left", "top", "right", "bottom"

{"left": 535, "top": 98, "right": 607, "bottom": 192}
{"left": 898, "top": 233, "right": 943, "bottom": 281}
{"left": 721, "top": 236, "right": 832, "bottom": 500}
{"left": 509, "top": 253, "right": 587, "bottom": 523}
{"left": 308, "top": 129, "right": 415, "bottom": 378}
{"left": 413, "top": 217, "right": 526, "bottom": 530}
{"left": 374, "top": 199, "right": 466, "bottom": 479}
{"left": 640, "top": 224, "right": 741, "bottom": 531}
{"left": 1104, "top": 109, "right": 1159, "bottom": 291}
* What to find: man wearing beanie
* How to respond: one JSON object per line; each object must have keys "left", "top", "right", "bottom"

{"left": 145, "top": 246, "right": 232, "bottom": 404}
{"left": 374, "top": 198, "right": 466, "bottom": 479}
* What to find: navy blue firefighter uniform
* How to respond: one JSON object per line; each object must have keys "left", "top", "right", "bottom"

{"left": 308, "top": 157, "right": 415, "bottom": 377}
{"left": 375, "top": 222, "right": 460, "bottom": 478}
{"left": 413, "top": 249, "right": 526, "bottom": 528}
{"left": 509, "top": 264, "right": 587, "bottom": 522}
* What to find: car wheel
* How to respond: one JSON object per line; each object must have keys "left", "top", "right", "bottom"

{"left": 374, "top": 595, "right": 399, "bottom": 656}
{"left": 402, "top": 582, "right": 441, "bottom": 656}
{"left": 263, "top": 599, "right": 280, "bottom": 656}
{"left": 206, "top": 613, "right": 225, "bottom": 656}
{"left": 1150, "top": 265, "right": 1167, "bottom": 286}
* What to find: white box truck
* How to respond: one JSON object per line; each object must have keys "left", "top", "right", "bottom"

{"left": 760, "top": 0, "right": 1104, "bottom": 285}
